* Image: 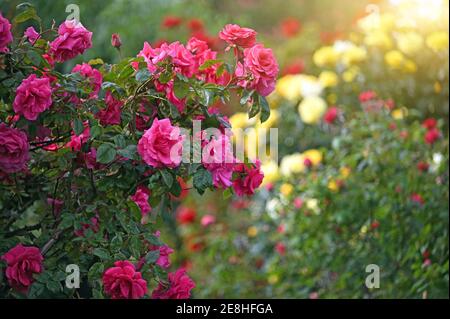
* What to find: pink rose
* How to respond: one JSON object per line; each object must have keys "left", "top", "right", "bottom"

{"left": 102, "top": 261, "right": 148, "bottom": 299}
{"left": 219, "top": 24, "right": 257, "bottom": 48}
{"left": 232, "top": 160, "right": 264, "bottom": 196}
{"left": 1, "top": 244, "right": 43, "bottom": 292}
{"left": 151, "top": 268, "right": 195, "bottom": 299}
{"left": 96, "top": 91, "right": 123, "bottom": 126}
{"left": 0, "top": 124, "right": 30, "bottom": 173}
{"left": 72, "top": 63, "right": 103, "bottom": 99}
{"left": 137, "top": 118, "right": 185, "bottom": 168}
{"left": 0, "top": 12, "right": 13, "bottom": 53}
{"left": 130, "top": 185, "right": 152, "bottom": 217}
{"left": 111, "top": 33, "right": 122, "bottom": 48}
{"left": 151, "top": 231, "right": 174, "bottom": 269}
{"left": 66, "top": 123, "right": 90, "bottom": 152}
{"left": 24, "top": 26, "right": 39, "bottom": 45}
{"left": 236, "top": 43, "right": 279, "bottom": 96}
{"left": 201, "top": 214, "right": 216, "bottom": 227}
{"left": 202, "top": 134, "right": 236, "bottom": 189}
{"left": 13, "top": 74, "right": 52, "bottom": 121}
{"left": 49, "top": 20, "right": 92, "bottom": 63}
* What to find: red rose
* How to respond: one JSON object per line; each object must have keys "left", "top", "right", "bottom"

{"left": 424, "top": 128, "right": 441, "bottom": 145}
{"left": 422, "top": 118, "right": 437, "bottom": 130}
{"left": 281, "top": 17, "right": 301, "bottom": 38}
{"left": 176, "top": 206, "right": 196, "bottom": 224}
{"left": 417, "top": 161, "right": 430, "bottom": 172}
{"left": 324, "top": 106, "right": 340, "bottom": 124}
{"left": 111, "top": 33, "right": 122, "bottom": 48}
{"left": 162, "top": 16, "right": 182, "bottom": 29}
{"left": 1, "top": 244, "right": 43, "bottom": 292}
{"left": 102, "top": 261, "right": 147, "bottom": 299}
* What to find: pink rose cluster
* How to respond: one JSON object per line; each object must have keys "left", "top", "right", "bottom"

{"left": 137, "top": 118, "right": 185, "bottom": 169}
{"left": 1, "top": 244, "right": 43, "bottom": 292}
{"left": 151, "top": 268, "right": 195, "bottom": 299}
{"left": 219, "top": 24, "right": 279, "bottom": 96}
{"left": 0, "top": 124, "right": 30, "bottom": 173}
{"left": 71, "top": 63, "right": 103, "bottom": 99}
{"left": 96, "top": 91, "right": 123, "bottom": 126}
{"left": 0, "top": 12, "right": 13, "bottom": 52}
{"left": 13, "top": 74, "right": 53, "bottom": 121}
{"left": 49, "top": 20, "right": 92, "bottom": 63}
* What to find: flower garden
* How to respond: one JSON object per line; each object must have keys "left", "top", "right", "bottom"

{"left": 0, "top": 0, "right": 448, "bottom": 299}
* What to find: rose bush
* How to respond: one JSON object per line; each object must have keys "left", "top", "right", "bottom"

{"left": 0, "top": 5, "right": 277, "bottom": 299}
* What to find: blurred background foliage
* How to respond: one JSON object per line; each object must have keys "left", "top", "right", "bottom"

{"left": 1, "top": 0, "right": 448, "bottom": 298}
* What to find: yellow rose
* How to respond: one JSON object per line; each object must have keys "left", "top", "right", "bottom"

{"left": 364, "top": 31, "right": 393, "bottom": 50}
{"left": 298, "top": 96, "right": 327, "bottom": 125}
{"left": 396, "top": 32, "right": 423, "bottom": 56}
{"left": 268, "top": 274, "right": 279, "bottom": 285}
{"left": 385, "top": 50, "right": 405, "bottom": 69}
{"left": 434, "top": 81, "right": 442, "bottom": 93}
{"left": 391, "top": 108, "right": 408, "bottom": 119}
{"left": 426, "top": 31, "right": 449, "bottom": 52}
{"left": 319, "top": 71, "right": 339, "bottom": 88}
{"left": 261, "top": 160, "right": 280, "bottom": 185}
{"left": 280, "top": 153, "right": 305, "bottom": 177}
{"left": 313, "top": 46, "right": 339, "bottom": 68}
{"left": 302, "top": 149, "right": 322, "bottom": 166}
{"left": 275, "top": 74, "right": 303, "bottom": 102}
{"left": 305, "top": 198, "right": 320, "bottom": 214}
{"left": 280, "top": 183, "right": 294, "bottom": 197}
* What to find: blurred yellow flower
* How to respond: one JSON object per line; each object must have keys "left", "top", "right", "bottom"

{"left": 358, "top": 12, "right": 396, "bottom": 33}
{"left": 298, "top": 96, "right": 327, "bottom": 124}
{"left": 275, "top": 74, "right": 303, "bottom": 101}
{"left": 261, "top": 160, "right": 280, "bottom": 185}
{"left": 364, "top": 31, "right": 393, "bottom": 50}
{"left": 319, "top": 71, "right": 339, "bottom": 88}
{"left": 328, "top": 179, "right": 340, "bottom": 192}
{"left": 256, "top": 109, "right": 279, "bottom": 129}
{"left": 434, "top": 81, "right": 442, "bottom": 93}
{"left": 396, "top": 32, "right": 423, "bottom": 56}
{"left": 302, "top": 149, "right": 322, "bottom": 166}
{"left": 229, "top": 112, "right": 255, "bottom": 129}
{"left": 385, "top": 50, "right": 405, "bottom": 69}
{"left": 392, "top": 108, "right": 408, "bottom": 119}
{"left": 340, "top": 166, "right": 351, "bottom": 179}
{"left": 313, "top": 46, "right": 339, "bottom": 68}
{"left": 268, "top": 274, "right": 279, "bottom": 285}
{"left": 426, "top": 31, "right": 449, "bottom": 52}
{"left": 305, "top": 198, "right": 320, "bottom": 214}
{"left": 403, "top": 59, "right": 417, "bottom": 73}
{"left": 280, "top": 153, "right": 305, "bottom": 176}
{"left": 280, "top": 183, "right": 294, "bottom": 196}
{"left": 341, "top": 45, "right": 367, "bottom": 66}
{"left": 342, "top": 66, "right": 360, "bottom": 83}
{"left": 247, "top": 226, "right": 258, "bottom": 237}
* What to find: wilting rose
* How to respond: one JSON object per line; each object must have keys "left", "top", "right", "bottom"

{"left": 0, "top": 124, "right": 30, "bottom": 174}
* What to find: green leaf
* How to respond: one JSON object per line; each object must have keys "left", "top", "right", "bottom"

{"left": 46, "top": 281, "right": 62, "bottom": 293}
{"left": 28, "top": 282, "right": 45, "bottom": 299}
{"left": 73, "top": 118, "right": 85, "bottom": 136}
{"left": 173, "top": 80, "right": 190, "bottom": 99}
{"left": 117, "top": 145, "right": 137, "bottom": 160}
{"left": 93, "top": 248, "right": 110, "bottom": 260}
{"left": 193, "top": 169, "right": 213, "bottom": 195}
{"left": 146, "top": 234, "right": 163, "bottom": 246}
{"left": 223, "top": 187, "right": 234, "bottom": 199}
{"left": 113, "top": 135, "right": 126, "bottom": 148}
{"left": 136, "top": 68, "right": 151, "bottom": 82}
{"left": 13, "top": 7, "right": 40, "bottom": 24}
{"left": 90, "top": 125, "right": 102, "bottom": 139}
{"left": 27, "top": 50, "right": 42, "bottom": 66}
{"left": 198, "top": 88, "right": 214, "bottom": 106}
{"left": 130, "top": 236, "right": 141, "bottom": 258}
{"left": 259, "top": 95, "right": 271, "bottom": 123}
{"left": 160, "top": 169, "right": 174, "bottom": 188}
{"left": 159, "top": 71, "right": 173, "bottom": 84}
{"left": 248, "top": 101, "right": 260, "bottom": 119}
{"left": 88, "top": 262, "right": 104, "bottom": 282}
{"left": 170, "top": 179, "right": 182, "bottom": 197}
{"left": 96, "top": 144, "right": 117, "bottom": 164}
{"left": 198, "top": 59, "right": 222, "bottom": 71}
{"left": 145, "top": 250, "right": 160, "bottom": 264}
{"left": 240, "top": 90, "right": 255, "bottom": 105}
